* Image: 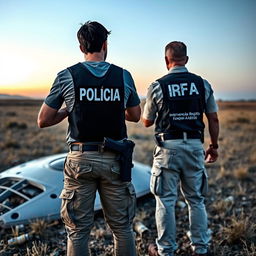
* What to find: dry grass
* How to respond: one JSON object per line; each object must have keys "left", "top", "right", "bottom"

{"left": 29, "top": 219, "right": 48, "bottom": 236}
{"left": 11, "top": 226, "right": 20, "bottom": 237}
{"left": 242, "top": 241, "right": 256, "bottom": 256}
{"left": 235, "top": 183, "right": 247, "bottom": 196}
{"left": 1, "top": 100, "right": 256, "bottom": 256}
{"left": 249, "top": 150, "right": 256, "bottom": 164}
{"left": 222, "top": 215, "right": 256, "bottom": 245}
{"left": 212, "top": 199, "right": 233, "bottom": 215}
{"left": 26, "top": 241, "right": 49, "bottom": 256}
{"left": 216, "top": 165, "right": 233, "bottom": 180}
{"left": 230, "top": 117, "right": 251, "bottom": 124}
{"left": 0, "top": 100, "right": 68, "bottom": 171}
{"left": 134, "top": 210, "right": 148, "bottom": 223}
{"left": 234, "top": 167, "right": 250, "bottom": 180}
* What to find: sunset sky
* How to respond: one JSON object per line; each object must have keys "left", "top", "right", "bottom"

{"left": 0, "top": 0, "right": 255, "bottom": 100}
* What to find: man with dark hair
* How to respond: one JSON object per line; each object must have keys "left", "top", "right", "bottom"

{"left": 38, "top": 21, "right": 140, "bottom": 256}
{"left": 143, "top": 41, "right": 219, "bottom": 256}
{"left": 77, "top": 21, "right": 110, "bottom": 54}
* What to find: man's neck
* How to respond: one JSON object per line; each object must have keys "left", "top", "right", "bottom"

{"left": 168, "top": 64, "right": 185, "bottom": 70}
{"left": 85, "top": 52, "right": 105, "bottom": 62}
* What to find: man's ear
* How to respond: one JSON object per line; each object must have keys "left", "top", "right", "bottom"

{"left": 102, "top": 40, "right": 107, "bottom": 51}
{"left": 80, "top": 44, "right": 85, "bottom": 53}
{"left": 185, "top": 56, "right": 189, "bottom": 64}
{"left": 165, "top": 56, "right": 169, "bottom": 69}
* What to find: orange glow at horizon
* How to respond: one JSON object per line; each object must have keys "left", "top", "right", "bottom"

{"left": 0, "top": 72, "right": 151, "bottom": 98}
{"left": 0, "top": 80, "right": 148, "bottom": 98}
{"left": 0, "top": 84, "right": 51, "bottom": 98}
{"left": 0, "top": 43, "right": 76, "bottom": 98}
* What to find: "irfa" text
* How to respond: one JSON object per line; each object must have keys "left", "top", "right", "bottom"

{"left": 168, "top": 82, "right": 199, "bottom": 97}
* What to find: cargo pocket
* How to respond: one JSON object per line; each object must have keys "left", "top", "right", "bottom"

{"left": 59, "top": 189, "right": 76, "bottom": 228}
{"left": 154, "top": 146, "right": 177, "bottom": 169}
{"left": 150, "top": 165, "right": 163, "bottom": 196}
{"left": 201, "top": 168, "right": 208, "bottom": 196}
{"left": 66, "top": 159, "right": 93, "bottom": 178}
{"left": 126, "top": 183, "right": 136, "bottom": 224}
{"left": 193, "top": 149, "right": 205, "bottom": 170}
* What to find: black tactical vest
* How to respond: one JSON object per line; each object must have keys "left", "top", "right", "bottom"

{"left": 68, "top": 63, "right": 127, "bottom": 142}
{"left": 155, "top": 72, "right": 205, "bottom": 134}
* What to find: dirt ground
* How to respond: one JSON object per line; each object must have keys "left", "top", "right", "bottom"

{"left": 0, "top": 99, "right": 255, "bottom": 256}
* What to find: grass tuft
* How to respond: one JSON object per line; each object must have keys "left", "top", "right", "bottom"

{"left": 212, "top": 199, "right": 233, "bottom": 214}
{"left": 222, "top": 215, "right": 256, "bottom": 245}
{"left": 234, "top": 167, "right": 250, "bottom": 180}
{"left": 216, "top": 165, "right": 232, "bottom": 180}
{"left": 29, "top": 219, "right": 48, "bottom": 236}
{"left": 235, "top": 183, "right": 247, "bottom": 196}
{"left": 26, "top": 241, "right": 49, "bottom": 256}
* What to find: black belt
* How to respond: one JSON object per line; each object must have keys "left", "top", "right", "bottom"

{"left": 70, "top": 144, "right": 103, "bottom": 152}
{"left": 157, "top": 131, "right": 202, "bottom": 141}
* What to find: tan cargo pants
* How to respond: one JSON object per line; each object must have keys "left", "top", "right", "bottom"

{"left": 59, "top": 150, "right": 137, "bottom": 256}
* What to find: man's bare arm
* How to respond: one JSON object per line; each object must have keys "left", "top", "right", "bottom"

{"left": 125, "top": 105, "right": 141, "bottom": 122}
{"left": 141, "top": 117, "right": 154, "bottom": 127}
{"left": 205, "top": 112, "right": 219, "bottom": 163}
{"left": 37, "top": 103, "right": 69, "bottom": 128}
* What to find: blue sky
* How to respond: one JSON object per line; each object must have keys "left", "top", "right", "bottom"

{"left": 0, "top": 0, "right": 255, "bottom": 99}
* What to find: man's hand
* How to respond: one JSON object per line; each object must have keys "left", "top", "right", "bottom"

{"left": 141, "top": 117, "right": 154, "bottom": 127}
{"left": 38, "top": 103, "right": 69, "bottom": 128}
{"left": 205, "top": 112, "right": 219, "bottom": 163}
{"left": 205, "top": 146, "right": 218, "bottom": 163}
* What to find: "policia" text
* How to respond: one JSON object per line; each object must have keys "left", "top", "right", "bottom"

{"left": 80, "top": 88, "right": 121, "bottom": 101}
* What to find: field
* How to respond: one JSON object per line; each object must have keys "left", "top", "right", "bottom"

{"left": 0, "top": 99, "right": 256, "bottom": 255}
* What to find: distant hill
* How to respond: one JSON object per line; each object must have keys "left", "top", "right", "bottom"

{"left": 0, "top": 94, "right": 32, "bottom": 100}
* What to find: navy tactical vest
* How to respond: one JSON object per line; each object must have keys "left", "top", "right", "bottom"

{"left": 155, "top": 72, "right": 205, "bottom": 134}
{"left": 67, "top": 63, "right": 127, "bottom": 142}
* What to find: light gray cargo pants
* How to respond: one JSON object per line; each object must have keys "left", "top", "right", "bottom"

{"left": 59, "top": 150, "right": 137, "bottom": 256}
{"left": 150, "top": 138, "right": 210, "bottom": 256}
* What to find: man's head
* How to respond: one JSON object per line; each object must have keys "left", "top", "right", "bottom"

{"left": 77, "top": 21, "right": 110, "bottom": 59}
{"left": 165, "top": 41, "right": 188, "bottom": 69}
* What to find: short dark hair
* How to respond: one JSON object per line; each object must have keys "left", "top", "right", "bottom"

{"left": 77, "top": 21, "right": 111, "bottom": 54}
{"left": 165, "top": 41, "right": 187, "bottom": 61}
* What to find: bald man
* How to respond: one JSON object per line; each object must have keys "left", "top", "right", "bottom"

{"left": 142, "top": 41, "right": 219, "bottom": 256}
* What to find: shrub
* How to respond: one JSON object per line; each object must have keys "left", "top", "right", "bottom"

{"left": 4, "top": 141, "right": 20, "bottom": 149}
{"left": 5, "top": 121, "right": 27, "bottom": 129}
{"left": 233, "top": 117, "right": 250, "bottom": 124}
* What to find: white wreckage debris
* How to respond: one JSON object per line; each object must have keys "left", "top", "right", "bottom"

{"left": 0, "top": 153, "right": 151, "bottom": 227}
